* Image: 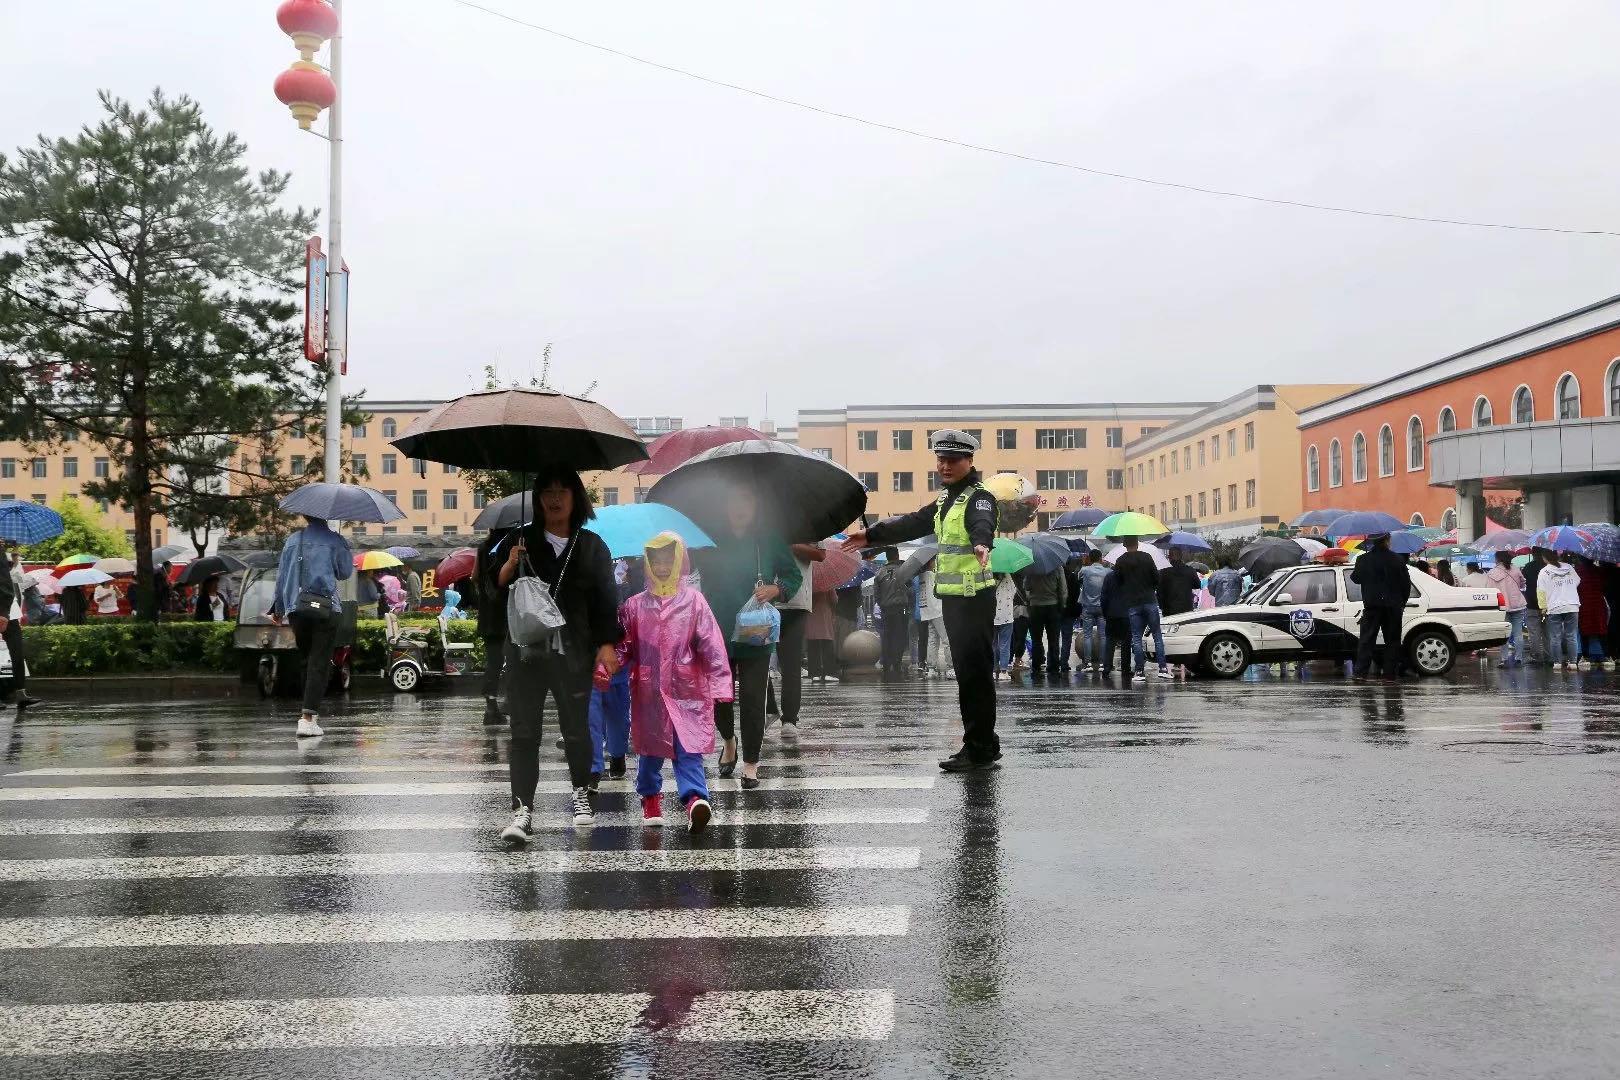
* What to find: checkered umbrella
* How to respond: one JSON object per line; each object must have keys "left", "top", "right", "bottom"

{"left": 0, "top": 502, "right": 64, "bottom": 545}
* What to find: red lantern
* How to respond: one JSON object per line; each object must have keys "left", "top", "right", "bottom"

{"left": 274, "top": 64, "right": 337, "bottom": 130}
{"left": 277, "top": 0, "right": 339, "bottom": 61}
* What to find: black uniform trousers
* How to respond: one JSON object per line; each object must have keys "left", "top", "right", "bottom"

{"left": 290, "top": 611, "right": 337, "bottom": 715}
{"left": 1354, "top": 604, "right": 1403, "bottom": 677}
{"left": 879, "top": 605, "right": 910, "bottom": 674}
{"left": 941, "top": 589, "right": 999, "bottom": 762}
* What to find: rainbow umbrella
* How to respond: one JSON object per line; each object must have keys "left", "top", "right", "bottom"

{"left": 1091, "top": 511, "right": 1169, "bottom": 539}
{"left": 355, "top": 550, "right": 404, "bottom": 571}
{"left": 53, "top": 553, "right": 99, "bottom": 575}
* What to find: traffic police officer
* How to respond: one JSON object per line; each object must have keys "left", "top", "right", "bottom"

{"left": 843, "top": 429, "right": 1000, "bottom": 771}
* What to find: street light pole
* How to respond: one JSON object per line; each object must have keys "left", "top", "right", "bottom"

{"left": 323, "top": 0, "right": 345, "bottom": 483}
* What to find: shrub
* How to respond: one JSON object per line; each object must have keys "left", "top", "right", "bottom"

{"left": 22, "top": 622, "right": 235, "bottom": 676}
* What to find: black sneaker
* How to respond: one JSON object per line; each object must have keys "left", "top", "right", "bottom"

{"left": 608, "top": 756, "right": 627, "bottom": 780}
{"left": 14, "top": 692, "right": 42, "bottom": 711}
{"left": 939, "top": 754, "right": 999, "bottom": 773}
{"left": 589, "top": 771, "right": 601, "bottom": 792}
{"left": 481, "top": 698, "right": 504, "bottom": 726}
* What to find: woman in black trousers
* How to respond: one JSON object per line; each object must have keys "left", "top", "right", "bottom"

{"left": 496, "top": 468, "right": 619, "bottom": 840}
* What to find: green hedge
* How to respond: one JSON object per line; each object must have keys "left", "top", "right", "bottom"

{"left": 19, "top": 616, "right": 484, "bottom": 677}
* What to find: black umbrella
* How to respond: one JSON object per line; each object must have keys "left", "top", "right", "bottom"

{"left": 178, "top": 554, "right": 247, "bottom": 585}
{"left": 471, "top": 492, "right": 529, "bottom": 531}
{"left": 1237, "top": 537, "right": 1307, "bottom": 581}
{"left": 391, "top": 389, "right": 649, "bottom": 472}
{"left": 648, "top": 440, "right": 868, "bottom": 544}
{"left": 280, "top": 483, "right": 405, "bottom": 524}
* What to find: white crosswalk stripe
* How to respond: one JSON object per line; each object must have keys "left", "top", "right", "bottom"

{"left": 0, "top": 774, "right": 935, "bottom": 801}
{"left": 0, "top": 806, "right": 931, "bottom": 836}
{"left": 13, "top": 760, "right": 923, "bottom": 777}
{"left": 0, "top": 989, "right": 896, "bottom": 1054}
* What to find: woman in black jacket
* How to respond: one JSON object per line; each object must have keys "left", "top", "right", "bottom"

{"left": 495, "top": 467, "right": 619, "bottom": 839}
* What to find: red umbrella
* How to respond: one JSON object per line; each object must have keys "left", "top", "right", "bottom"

{"left": 810, "top": 543, "right": 862, "bottom": 591}
{"left": 434, "top": 547, "right": 478, "bottom": 586}
{"left": 624, "top": 425, "right": 765, "bottom": 476}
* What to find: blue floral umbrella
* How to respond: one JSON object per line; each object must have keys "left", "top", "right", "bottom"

{"left": 0, "top": 502, "right": 64, "bottom": 545}
{"left": 1527, "top": 525, "right": 1593, "bottom": 555}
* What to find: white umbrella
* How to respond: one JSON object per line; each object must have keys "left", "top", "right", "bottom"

{"left": 58, "top": 567, "right": 112, "bottom": 587}
{"left": 1102, "top": 543, "right": 1172, "bottom": 570}
{"left": 94, "top": 557, "right": 137, "bottom": 576}
{"left": 1292, "top": 538, "right": 1328, "bottom": 557}
{"left": 25, "top": 567, "right": 62, "bottom": 596}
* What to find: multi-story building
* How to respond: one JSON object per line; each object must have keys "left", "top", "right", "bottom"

{"left": 795, "top": 402, "right": 1211, "bottom": 529}
{"left": 1296, "top": 293, "right": 1620, "bottom": 536}
{"left": 1122, "top": 384, "right": 1360, "bottom": 538}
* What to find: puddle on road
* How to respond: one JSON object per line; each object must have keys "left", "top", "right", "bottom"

{"left": 1441, "top": 739, "right": 1618, "bottom": 757}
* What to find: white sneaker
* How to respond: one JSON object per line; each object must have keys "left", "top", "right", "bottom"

{"left": 823, "top": 675, "right": 839, "bottom": 684}
{"left": 295, "top": 717, "right": 323, "bottom": 737}
{"left": 1156, "top": 668, "right": 1174, "bottom": 680}
{"left": 571, "top": 786, "right": 595, "bottom": 827}
{"left": 500, "top": 806, "right": 532, "bottom": 843}
{"left": 1132, "top": 673, "right": 1147, "bottom": 683}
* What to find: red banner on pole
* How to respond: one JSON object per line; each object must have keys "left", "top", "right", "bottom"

{"left": 304, "top": 237, "right": 327, "bottom": 363}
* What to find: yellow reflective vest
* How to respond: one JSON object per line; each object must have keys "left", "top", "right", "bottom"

{"left": 933, "top": 482, "right": 995, "bottom": 597}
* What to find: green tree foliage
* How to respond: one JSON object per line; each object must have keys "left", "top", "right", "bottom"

{"left": 0, "top": 90, "right": 333, "bottom": 617}
{"left": 21, "top": 494, "right": 133, "bottom": 563}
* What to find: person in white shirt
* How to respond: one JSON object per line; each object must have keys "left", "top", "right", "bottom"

{"left": 1536, "top": 552, "right": 1582, "bottom": 672}
{"left": 992, "top": 573, "right": 1015, "bottom": 677}
{"left": 93, "top": 580, "right": 120, "bottom": 615}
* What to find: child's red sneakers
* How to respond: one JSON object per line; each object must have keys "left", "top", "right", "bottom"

{"left": 640, "top": 794, "right": 663, "bottom": 827}
{"left": 684, "top": 796, "right": 712, "bottom": 835}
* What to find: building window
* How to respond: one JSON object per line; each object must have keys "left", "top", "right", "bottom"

{"left": 1474, "top": 396, "right": 1493, "bottom": 427}
{"left": 382, "top": 454, "right": 397, "bottom": 475}
{"left": 1409, "top": 512, "right": 1426, "bottom": 527}
{"left": 1147, "top": 459, "right": 1155, "bottom": 481}
{"left": 1160, "top": 501, "right": 1167, "bottom": 521}
{"left": 1171, "top": 498, "right": 1180, "bottom": 521}
{"left": 892, "top": 472, "right": 913, "bottom": 493}
{"left": 1197, "top": 492, "right": 1207, "bottom": 518}
{"left": 1306, "top": 445, "right": 1320, "bottom": 492}
{"left": 413, "top": 458, "right": 427, "bottom": 477}
{"left": 996, "top": 428, "right": 1017, "bottom": 450}
{"left": 858, "top": 471, "right": 878, "bottom": 492}
{"left": 411, "top": 490, "right": 427, "bottom": 510}
{"left": 31, "top": 494, "right": 46, "bottom": 504}
{"left": 1226, "top": 429, "right": 1236, "bottom": 457}
{"left": 1197, "top": 442, "right": 1206, "bottom": 467}
{"left": 810, "top": 447, "right": 832, "bottom": 459}
{"left": 98, "top": 498, "right": 110, "bottom": 513}
{"left": 1608, "top": 360, "right": 1620, "bottom": 416}
{"left": 289, "top": 455, "right": 305, "bottom": 476}
{"left": 381, "top": 526, "right": 397, "bottom": 535}
{"left": 1244, "top": 422, "right": 1255, "bottom": 451}
{"left": 1140, "top": 426, "right": 1159, "bottom": 437}
{"left": 381, "top": 417, "right": 396, "bottom": 438}
{"left": 1441, "top": 507, "right": 1457, "bottom": 531}
{"left": 892, "top": 430, "right": 913, "bottom": 451}
{"left": 290, "top": 419, "right": 306, "bottom": 439}
{"left": 413, "top": 525, "right": 429, "bottom": 535}
{"left": 1171, "top": 452, "right": 1179, "bottom": 474}
{"left": 927, "top": 473, "right": 941, "bottom": 492}
{"left": 1557, "top": 373, "right": 1581, "bottom": 420}
{"left": 1512, "top": 386, "right": 1534, "bottom": 424}
{"left": 444, "top": 463, "right": 459, "bottom": 475}
{"left": 1351, "top": 432, "right": 1367, "bottom": 482}
{"left": 382, "top": 490, "right": 397, "bottom": 504}
{"left": 260, "top": 457, "right": 273, "bottom": 477}
{"left": 352, "top": 422, "right": 367, "bottom": 439}
{"left": 857, "top": 430, "right": 877, "bottom": 452}
{"left": 1159, "top": 454, "right": 1167, "bottom": 476}
{"left": 1407, "top": 416, "right": 1424, "bottom": 471}
{"left": 442, "top": 490, "right": 458, "bottom": 510}
{"left": 351, "top": 453, "right": 367, "bottom": 475}
{"left": 600, "top": 488, "right": 619, "bottom": 507}
{"left": 1439, "top": 406, "right": 1456, "bottom": 432}
{"left": 1245, "top": 479, "right": 1256, "bottom": 509}
{"left": 1183, "top": 447, "right": 1191, "bottom": 471}
{"left": 634, "top": 487, "right": 651, "bottom": 504}
{"left": 1105, "top": 426, "right": 1124, "bottom": 448}
{"left": 1213, "top": 487, "right": 1223, "bottom": 515}
{"left": 442, "top": 525, "right": 459, "bottom": 535}
{"left": 1211, "top": 435, "right": 1220, "bottom": 462}
{"left": 0, "top": 460, "right": 12, "bottom": 479}
{"left": 1377, "top": 425, "right": 1394, "bottom": 477}
{"left": 30, "top": 458, "right": 45, "bottom": 479}
{"left": 1106, "top": 469, "right": 1124, "bottom": 490}
{"left": 1035, "top": 428, "right": 1086, "bottom": 450}
{"left": 1036, "top": 470, "right": 1085, "bottom": 490}
{"left": 62, "top": 457, "right": 78, "bottom": 479}
{"left": 1328, "top": 439, "right": 1343, "bottom": 487}
{"left": 473, "top": 491, "right": 490, "bottom": 509}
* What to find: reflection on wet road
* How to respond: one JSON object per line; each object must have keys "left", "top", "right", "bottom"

{"left": 1, "top": 663, "right": 1617, "bottom": 1078}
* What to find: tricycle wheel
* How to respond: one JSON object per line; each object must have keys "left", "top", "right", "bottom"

{"left": 390, "top": 661, "right": 421, "bottom": 692}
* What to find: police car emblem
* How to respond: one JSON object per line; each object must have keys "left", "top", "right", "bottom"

{"left": 1288, "top": 608, "right": 1315, "bottom": 639}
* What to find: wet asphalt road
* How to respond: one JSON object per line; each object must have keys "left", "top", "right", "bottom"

{"left": 0, "top": 662, "right": 1617, "bottom": 1079}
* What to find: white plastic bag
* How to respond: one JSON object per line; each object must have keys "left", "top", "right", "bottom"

{"left": 732, "top": 595, "right": 781, "bottom": 647}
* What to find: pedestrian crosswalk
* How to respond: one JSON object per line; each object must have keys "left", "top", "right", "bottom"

{"left": 0, "top": 707, "right": 932, "bottom": 1071}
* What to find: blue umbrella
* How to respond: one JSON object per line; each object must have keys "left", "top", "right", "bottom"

{"left": 1528, "top": 525, "right": 1593, "bottom": 555}
{"left": 1153, "top": 530, "right": 1213, "bottom": 552}
{"left": 1016, "top": 532, "right": 1073, "bottom": 574}
{"left": 1386, "top": 531, "right": 1427, "bottom": 555}
{"left": 1579, "top": 525, "right": 1620, "bottom": 563}
{"left": 583, "top": 503, "right": 715, "bottom": 559}
{"left": 1292, "top": 508, "right": 1351, "bottom": 528}
{"left": 1052, "top": 508, "right": 1115, "bottom": 530}
{"left": 280, "top": 483, "right": 406, "bottom": 524}
{"left": 1062, "top": 535, "right": 1098, "bottom": 556}
{"left": 385, "top": 545, "right": 420, "bottom": 560}
{"left": 1324, "top": 511, "right": 1406, "bottom": 540}
{"left": 0, "top": 502, "right": 64, "bottom": 544}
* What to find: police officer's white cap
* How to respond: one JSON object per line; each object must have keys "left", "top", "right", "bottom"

{"left": 929, "top": 429, "right": 979, "bottom": 455}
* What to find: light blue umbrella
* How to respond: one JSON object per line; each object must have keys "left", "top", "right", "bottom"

{"left": 584, "top": 503, "right": 714, "bottom": 559}
{"left": 280, "top": 483, "right": 405, "bottom": 524}
{"left": 0, "top": 502, "right": 64, "bottom": 545}
{"left": 1324, "top": 511, "right": 1406, "bottom": 540}
{"left": 1386, "top": 531, "right": 1427, "bottom": 555}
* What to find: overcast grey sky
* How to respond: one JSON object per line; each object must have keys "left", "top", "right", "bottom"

{"left": 7, "top": 2, "right": 1619, "bottom": 427}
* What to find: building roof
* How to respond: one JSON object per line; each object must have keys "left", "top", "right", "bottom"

{"left": 799, "top": 402, "right": 1212, "bottom": 425}
{"left": 1124, "top": 386, "right": 1279, "bottom": 456}
{"left": 1297, "top": 292, "right": 1620, "bottom": 428}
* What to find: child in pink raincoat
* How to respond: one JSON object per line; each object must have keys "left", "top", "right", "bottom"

{"left": 619, "top": 531, "right": 733, "bottom": 833}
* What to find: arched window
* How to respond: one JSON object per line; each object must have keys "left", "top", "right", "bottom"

{"left": 1352, "top": 432, "right": 1368, "bottom": 482}
{"left": 1474, "top": 396, "right": 1493, "bottom": 427}
{"left": 1306, "top": 445, "right": 1320, "bottom": 492}
{"left": 1407, "top": 415, "right": 1424, "bottom": 471}
{"left": 381, "top": 417, "right": 397, "bottom": 438}
{"left": 1377, "top": 425, "right": 1394, "bottom": 477}
{"left": 1408, "top": 512, "right": 1426, "bottom": 527}
{"left": 1441, "top": 507, "right": 1457, "bottom": 531}
{"left": 1608, "top": 360, "right": 1620, "bottom": 416}
{"left": 1556, "top": 373, "right": 1581, "bottom": 420}
{"left": 1512, "top": 386, "right": 1534, "bottom": 424}
{"left": 1439, "top": 406, "right": 1456, "bottom": 432}
{"left": 1328, "top": 439, "right": 1343, "bottom": 487}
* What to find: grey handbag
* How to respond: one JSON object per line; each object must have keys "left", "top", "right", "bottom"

{"left": 507, "top": 539, "right": 573, "bottom": 652}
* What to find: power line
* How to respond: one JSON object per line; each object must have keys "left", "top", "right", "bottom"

{"left": 448, "top": 0, "right": 1619, "bottom": 238}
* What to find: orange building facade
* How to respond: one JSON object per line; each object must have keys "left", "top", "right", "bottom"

{"left": 1297, "top": 295, "right": 1620, "bottom": 536}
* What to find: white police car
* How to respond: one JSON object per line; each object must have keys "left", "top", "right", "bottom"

{"left": 1149, "top": 563, "right": 1509, "bottom": 678}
